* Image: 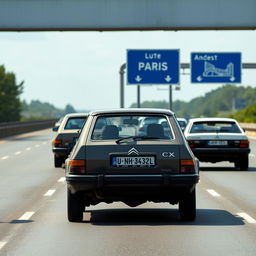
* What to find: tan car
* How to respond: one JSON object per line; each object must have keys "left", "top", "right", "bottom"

{"left": 52, "top": 113, "right": 88, "bottom": 168}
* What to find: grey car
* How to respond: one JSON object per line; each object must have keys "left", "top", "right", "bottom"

{"left": 65, "top": 109, "right": 199, "bottom": 222}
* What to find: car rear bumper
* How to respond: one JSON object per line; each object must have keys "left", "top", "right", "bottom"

{"left": 52, "top": 147, "right": 69, "bottom": 156}
{"left": 66, "top": 173, "right": 199, "bottom": 193}
{"left": 192, "top": 147, "right": 250, "bottom": 162}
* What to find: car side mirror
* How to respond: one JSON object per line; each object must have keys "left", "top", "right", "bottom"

{"left": 52, "top": 126, "right": 59, "bottom": 132}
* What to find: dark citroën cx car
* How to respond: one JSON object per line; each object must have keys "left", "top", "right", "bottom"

{"left": 65, "top": 109, "right": 199, "bottom": 222}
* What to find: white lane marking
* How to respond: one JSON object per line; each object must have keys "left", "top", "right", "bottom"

{"left": 1, "top": 156, "right": 9, "bottom": 160}
{"left": 249, "top": 153, "right": 255, "bottom": 158}
{"left": 44, "top": 189, "right": 56, "bottom": 197}
{"left": 237, "top": 213, "right": 256, "bottom": 224}
{"left": 0, "top": 241, "right": 7, "bottom": 250}
{"left": 35, "top": 144, "right": 40, "bottom": 148}
{"left": 26, "top": 147, "right": 31, "bottom": 151}
{"left": 15, "top": 151, "right": 21, "bottom": 155}
{"left": 19, "top": 211, "right": 35, "bottom": 221}
{"left": 42, "top": 142, "right": 47, "bottom": 145}
{"left": 58, "top": 177, "right": 65, "bottom": 183}
{"left": 207, "top": 189, "right": 221, "bottom": 197}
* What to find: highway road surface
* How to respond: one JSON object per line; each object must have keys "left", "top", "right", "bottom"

{"left": 0, "top": 129, "right": 256, "bottom": 256}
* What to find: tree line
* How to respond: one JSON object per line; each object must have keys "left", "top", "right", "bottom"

{"left": 1, "top": 64, "right": 255, "bottom": 123}
{"left": 0, "top": 65, "right": 23, "bottom": 122}
{"left": 130, "top": 84, "right": 256, "bottom": 123}
{"left": 0, "top": 65, "right": 77, "bottom": 122}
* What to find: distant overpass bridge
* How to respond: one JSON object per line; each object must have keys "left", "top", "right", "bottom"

{"left": 0, "top": 0, "right": 256, "bottom": 31}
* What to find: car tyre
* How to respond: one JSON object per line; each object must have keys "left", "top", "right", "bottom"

{"left": 234, "top": 160, "right": 239, "bottom": 169}
{"left": 54, "top": 155, "right": 63, "bottom": 168}
{"left": 179, "top": 188, "right": 196, "bottom": 221}
{"left": 239, "top": 155, "right": 249, "bottom": 171}
{"left": 67, "top": 189, "right": 84, "bottom": 222}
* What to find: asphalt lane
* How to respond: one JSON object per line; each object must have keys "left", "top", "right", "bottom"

{"left": 0, "top": 130, "right": 64, "bottom": 246}
{"left": 0, "top": 131, "right": 255, "bottom": 256}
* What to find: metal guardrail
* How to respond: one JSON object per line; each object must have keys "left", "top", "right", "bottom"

{"left": 240, "top": 123, "right": 256, "bottom": 131}
{"left": 0, "top": 119, "right": 57, "bottom": 138}
{"left": 240, "top": 123, "right": 256, "bottom": 138}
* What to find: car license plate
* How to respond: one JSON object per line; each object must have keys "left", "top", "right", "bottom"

{"left": 112, "top": 156, "right": 155, "bottom": 167}
{"left": 208, "top": 140, "right": 228, "bottom": 146}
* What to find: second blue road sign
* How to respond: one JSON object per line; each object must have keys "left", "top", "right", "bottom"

{"left": 191, "top": 52, "right": 241, "bottom": 83}
{"left": 127, "top": 49, "right": 180, "bottom": 85}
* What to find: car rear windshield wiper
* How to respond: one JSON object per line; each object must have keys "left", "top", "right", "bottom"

{"left": 116, "top": 136, "right": 160, "bottom": 144}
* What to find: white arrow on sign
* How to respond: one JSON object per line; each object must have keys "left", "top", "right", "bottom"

{"left": 230, "top": 76, "right": 235, "bottom": 82}
{"left": 165, "top": 75, "right": 172, "bottom": 82}
{"left": 197, "top": 76, "right": 203, "bottom": 82}
{"left": 135, "top": 75, "right": 142, "bottom": 82}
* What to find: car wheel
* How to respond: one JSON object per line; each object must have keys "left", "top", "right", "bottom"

{"left": 234, "top": 160, "right": 240, "bottom": 169}
{"left": 179, "top": 188, "right": 196, "bottom": 221}
{"left": 54, "top": 155, "right": 63, "bottom": 168}
{"left": 67, "top": 189, "right": 84, "bottom": 222}
{"left": 239, "top": 155, "right": 249, "bottom": 171}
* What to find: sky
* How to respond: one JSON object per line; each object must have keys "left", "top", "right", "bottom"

{"left": 0, "top": 30, "right": 256, "bottom": 111}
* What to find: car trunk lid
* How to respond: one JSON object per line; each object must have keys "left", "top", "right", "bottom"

{"left": 85, "top": 143, "right": 180, "bottom": 174}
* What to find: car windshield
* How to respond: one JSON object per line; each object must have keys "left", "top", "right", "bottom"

{"left": 64, "top": 117, "right": 87, "bottom": 130}
{"left": 190, "top": 121, "right": 241, "bottom": 133}
{"left": 91, "top": 115, "right": 173, "bottom": 140}
{"left": 178, "top": 120, "right": 187, "bottom": 127}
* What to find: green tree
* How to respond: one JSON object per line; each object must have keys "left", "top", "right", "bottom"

{"left": 230, "top": 105, "right": 256, "bottom": 123}
{"left": 64, "top": 104, "right": 76, "bottom": 114}
{"left": 21, "top": 99, "right": 65, "bottom": 120}
{"left": 0, "top": 65, "right": 24, "bottom": 122}
{"left": 129, "top": 85, "right": 256, "bottom": 119}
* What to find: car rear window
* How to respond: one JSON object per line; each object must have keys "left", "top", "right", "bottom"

{"left": 91, "top": 115, "right": 174, "bottom": 140}
{"left": 190, "top": 121, "right": 241, "bottom": 133}
{"left": 64, "top": 117, "right": 87, "bottom": 130}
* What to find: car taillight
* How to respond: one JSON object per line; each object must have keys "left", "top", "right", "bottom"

{"left": 187, "top": 140, "right": 194, "bottom": 148}
{"left": 180, "top": 159, "right": 196, "bottom": 174}
{"left": 53, "top": 139, "right": 62, "bottom": 147}
{"left": 187, "top": 140, "right": 200, "bottom": 148}
{"left": 239, "top": 140, "right": 249, "bottom": 148}
{"left": 68, "top": 160, "right": 86, "bottom": 174}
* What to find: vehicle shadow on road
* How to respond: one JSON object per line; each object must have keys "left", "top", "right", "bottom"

{"left": 200, "top": 167, "right": 256, "bottom": 172}
{"left": 84, "top": 208, "right": 244, "bottom": 226}
{"left": 0, "top": 220, "right": 34, "bottom": 224}
{"left": 5, "top": 220, "right": 34, "bottom": 224}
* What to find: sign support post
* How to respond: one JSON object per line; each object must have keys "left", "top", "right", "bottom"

{"left": 169, "top": 85, "right": 173, "bottom": 110}
{"left": 137, "top": 85, "right": 141, "bottom": 108}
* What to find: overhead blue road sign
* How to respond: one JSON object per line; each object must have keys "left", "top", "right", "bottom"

{"left": 127, "top": 49, "right": 180, "bottom": 85}
{"left": 191, "top": 52, "right": 241, "bottom": 83}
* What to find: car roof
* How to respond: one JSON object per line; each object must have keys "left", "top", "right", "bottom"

{"left": 64, "top": 113, "right": 89, "bottom": 118}
{"left": 89, "top": 108, "right": 174, "bottom": 116}
{"left": 177, "top": 118, "right": 187, "bottom": 122}
{"left": 188, "top": 117, "right": 238, "bottom": 123}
